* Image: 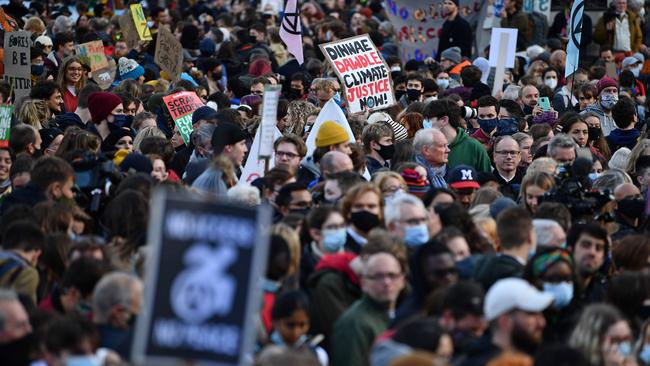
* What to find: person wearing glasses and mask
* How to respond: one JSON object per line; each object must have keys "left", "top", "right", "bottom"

{"left": 492, "top": 136, "right": 524, "bottom": 199}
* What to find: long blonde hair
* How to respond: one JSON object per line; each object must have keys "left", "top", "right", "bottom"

{"left": 56, "top": 56, "right": 87, "bottom": 91}
{"left": 18, "top": 99, "right": 50, "bottom": 129}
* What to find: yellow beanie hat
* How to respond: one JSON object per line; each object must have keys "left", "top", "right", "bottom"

{"left": 315, "top": 121, "right": 348, "bottom": 148}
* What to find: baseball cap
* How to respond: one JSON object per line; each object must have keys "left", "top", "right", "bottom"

{"left": 622, "top": 56, "right": 640, "bottom": 69}
{"left": 447, "top": 165, "right": 480, "bottom": 189}
{"left": 484, "top": 278, "right": 554, "bottom": 321}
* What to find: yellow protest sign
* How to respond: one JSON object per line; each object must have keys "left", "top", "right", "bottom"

{"left": 130, "top": 4, "right": 152, "bottom": 41}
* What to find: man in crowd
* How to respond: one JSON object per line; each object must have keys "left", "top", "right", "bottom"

{"left": 414, "top": 128, "right": 449, "bottom": 188}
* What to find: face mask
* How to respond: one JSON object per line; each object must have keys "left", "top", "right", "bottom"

{"left": 376, "top": 143, "right": 394, "bottom": 160}
{"left": 395, "top": 89, "right": 406, "bottom": 100}
{"left": 478, "top": 117, "right": 498, "bottom": 134}
{"left": 588, "top": 172, "right": 601, "bottom": 182}
{"left": 588, "top": 126, "right": 602, "bottom": 141}
{"left": 496, "top": 118, "right": 519, "bottom": 136}
{"left": 423, "top": 118, "right": 433, "bottom": 129}
{"left": 543, "top": 281, "right": 574, "bottom": 309}
{"left": 619, "top": 341, "right": 633, "bottom": 357}
{"left": 350, "top": 210, "right": 380, "bottom": 232}
{"left": 632, "top": 65, "right": 642, "bottom": 78}
{"left": 523, "top": 104, "right": 534, "bottom": 115}
{"left": 404, "top": 224, "right": 429, "bottom": 247}
{"left": 289, "top": 88, "right": 303, "bottom": 99}
{"left": 544, "top": 78, "right": 558, "bottom": 89}
{"left": 639, "top": 344, "right": 650, "bottom": 364}
{"left": 423, "top": 96, "right": 437, "bottom": 104}
{"left": 617, "top": 197, "right": 646, "bottom": 220}
{"left": 600, "top": 94, "right": 618, "bottom": 110}
{"left": 0, "top": 333, "right": 35, "bottom": 366}
{"left": 406, "top": 88, "right": 422, "bottom": 101}
{"left": 390, "top": 66, "right": 402, "bottom": 72}
{"left": 290, "top": 207, "right": 311, "bottom": 217}
{"left": 111, "top": 114, "right": 130, "bottom": 128}
{"left": 436, "top": 79, "right": 449, "bottom": 90}
{"left": 67, "top": 356, "right": 102, "bottom": 366}
{"left": 325, "top": 30, "right": 333, "bottom": 41}
{"left": 147, "top": 21, "right": 154, "bottom": 28}
{"left": 31, "top": 63, "right": 44, "bottom": 75}
{"left": 322, "top": 228, "right": 347, "bottom": 253}
{"left": 32, "top": 148, "right": 43, "bottom": 158}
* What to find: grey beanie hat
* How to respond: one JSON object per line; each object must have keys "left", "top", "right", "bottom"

{"left": 441, "top": 47, "right": 462, "bottom": 64}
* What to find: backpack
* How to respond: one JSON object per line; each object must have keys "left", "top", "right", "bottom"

{"left": 528, "top": 12, "right": 549, "bottom": 46}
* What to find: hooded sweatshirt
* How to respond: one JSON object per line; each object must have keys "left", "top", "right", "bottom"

{"left": 448, "top": 127, "right": 492, "bottom": 173}
{"left": 606, "top": 128, "right": 640, "bottom": 152}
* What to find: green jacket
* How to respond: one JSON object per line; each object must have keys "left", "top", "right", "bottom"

{"left": 330, "top": 294, "right": 390, "bottom": 366}
{"left": 448, "top": 127, "right": 492, "bottom": 173}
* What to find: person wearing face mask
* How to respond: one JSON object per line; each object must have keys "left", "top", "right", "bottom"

{"left": 362, "top": 121, "right": 394, "bottom": 174}
{"left": 542, "top": 67, "right": 560, "bottom": 91}
{"left": 471, "top": 96, "right": 500, "bottom": 149}
{"left": 524, "top": 248, "right": 581, "bottom": 342}
{"left": 398, "top": 74, "right": 425, "bottom": 108}
{"left": 302, "top": 207, "right": 348, "bottom": 285}
{"left": 385, "top": 194, "right": 430, "bottom": 248}
{"left": 435, "top": 71, "right": 451, "bottom": 92}
{"left": 341, "top": 183, "right": 384, "bottom": 254}
{"left": 637, "top": 319, "right": 650, "bottom": 365}
{"left": 518, "top": 85, "right": 540, "bottom": 116}
{"left": 612, "top": 183, "right": 645, "bottom": 240}
{"left": 86, "top": 91, "right": 125, "bottom": 141}
{"left": 92, "top": 272, "right": 143, "bottom": 359}
{"left": 288, "top": 72, "right": 310, "bottom": 101}
{"left": 583, "top": 76, "right": 619, "bottom": 136}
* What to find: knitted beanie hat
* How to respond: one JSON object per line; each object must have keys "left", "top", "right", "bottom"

{"left": 117, "top": 57, "right": 145, "bottom": 81}
{"left": 315, "top": 121, "right": 348, "bottom": 148}
{"left": 441, "top": 47, "right": 462, "bottom": 64}
{"left": 87, "top": 92, "right": 122, "bottom": 123}
{"left": 597, "top": 76, "right": 618, "bottom": 96}
{"left": 211, "top": 122, "right": 248, "bottom": 155}
{"left": 401, "top": 168, "right": 429, "bottom": 198}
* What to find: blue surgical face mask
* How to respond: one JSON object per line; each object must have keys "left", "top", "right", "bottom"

{"left": 478, "top": 117, "right": 498, "bottom": 134}
{"left": 543, "top": 281, "right": 574, "bottom": 309}
{"left": 632, "top": 65, "right": 642, "bottom": 78}
{"left": 639, "top": 344, "right": 650, "bottom": 364}
{"left": 404, "top": 224, "right": 429, "bottom": 247}
{"left": 322, "top": 228, "right": 347, "bottom": 253}
{"left": 588, "top": 172, "right": 601, "bottom": 182}
{"left": 496, "top": 118, "right": 519, "bottom": 136}
{"left": 423, "top": 118, "right": 433, "bottom": 129}
{"left": 436, "top": 79, "right": 449, "bottom": 90}
{"left": 618, "top": 341, "right": 633, "bottom": 357}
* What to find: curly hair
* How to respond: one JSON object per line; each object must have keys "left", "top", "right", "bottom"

{"left": 286, "top": 100, "right": 320, "bottom": 136}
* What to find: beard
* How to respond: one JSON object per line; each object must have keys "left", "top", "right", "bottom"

{"left": 511, "top": 319, "right": 542, "bottom": 355}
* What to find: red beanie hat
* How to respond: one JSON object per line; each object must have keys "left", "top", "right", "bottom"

{"left": 87, "top": 92, "right": 122, "bottom": 124}
{"left": 596, "top": 76, "right": 618, "bottom": 96}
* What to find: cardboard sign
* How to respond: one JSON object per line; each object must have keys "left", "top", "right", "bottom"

{"left": 92, "top": 58, "right": 117, "bottom": 90}
{"left": 0, "top": 105, "right": 13, "bottom": 148}
{"left": 259, "top": 85, "right": 282, "bottom": 158}
{"left": 162, "top": 91, "right": 204, "bottom": 145}
{"left": 488, "top": 28, "right": 518, "bottom": 69}
{"left": 155, "top": 26, "right": 183, "bottom": 81}
{"left": 383, "top": 0, "right": 484, "bottom": 63}
{"left": 238, "top": 127, "right": 283, "bottom": 185}
{"left": 132, "top": 188, "right": 271, "bottom": 365}
{"left": 75, "top": 40, "right": 109, "bottom": 72}
{"left": 320, "top": 34, "right": 395, "bottom": 114}
{"left": 119, "top": 11, "right": 140, "bottom": 49}
{"left": 3, "top": 31, "right": 31, "bottom": 102}
{"left": 130, "top": 4, "right": 153, "bottom": 41}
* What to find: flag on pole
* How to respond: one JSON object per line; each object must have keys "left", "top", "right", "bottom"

{"left": 565, "top": 0, "right": 584, "bottom": 79}
{"left": 279, "top": 0, "right": 304, "bottom": 64}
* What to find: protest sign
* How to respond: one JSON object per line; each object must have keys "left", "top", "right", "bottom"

{"left": 0, "top": 105, "right": 13, "bottom": 149}
{"left": 92, "top": 58, "right": 117, "bottom": 90}
{"left": 320, "top": 34, "right": 395, "bottom": 114}
{"left": 3, "top": 31, "right": 31, "bottom": 102}
{"left": 133, "top": 188, "right": 271, "bottom": 365}
{"left": 75, "top": 40, "right": 109, "bottom": 72}
{"left": 130, "top": 4, "right": 153, "bottom": 41}
{"left": 488, "top": 28, "right": 518, "bottom": 69}
{"left": 491, "top": 31, "right": 512, "bottom": 96}
{"left": 305, "top": 98, "right": 355, "bottom": 157}
{"left": 383, "top": 0, "right": 484, "bottom": 63}
{"left": 523, "top": 0, "right": 551, "bottom": 21}
{"left": 565, "top": 0, "right": 584, "bottom": 79}
{"left": 259, "top": 85, "right": 282, "bottom": 158}
{"left": 118, "top": 11, "right": 140, "bottom": 49}
{"left": 162, "top": 91, "right": 204, "bottom": 145}
{"left": 155, "top": 26, "right": 183, "bottom": 81}
{"left": 239, "top": 127, "right": 283, "bottom": 185}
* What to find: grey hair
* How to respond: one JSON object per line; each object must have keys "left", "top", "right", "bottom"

{"left": 548, "top": 134, "right": 578, "bottom": 159}
{"left": 592, "top": 168, "right": 632, "bottom": 193}
{"left": 608, "top": 147, "right": 632, "bottom": 171}
{"left": 0, "top": 289, "right": 19, "bottom": 332}
{"left": 532, "top": 219, "right": 562, "bottom": 246}
{"left": 413, "top": 128, "right": 437, "bottom": 154}
{"left": 384, "top": 193, "right": 425, "bottom": 226}
{"left": 227, "top": 185, "right": 261, "bottom": 206}
{"left": 92, "top": 272, "right": 141, "bottom": 324}
{"left": 503, "top": 85, "right": 521, "bottom": 101}
{"left": 192, "top": 124, "right": 217, "bottom": 151}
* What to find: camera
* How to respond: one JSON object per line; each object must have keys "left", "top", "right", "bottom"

{"left": 460, "top": 106, "right": 477, "bottom": 119}
{"left": 72, "top": 153, "right": 122, "bottom": 214}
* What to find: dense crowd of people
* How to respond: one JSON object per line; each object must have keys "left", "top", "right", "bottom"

{"left": 0, "top": 0, "right": 650, "bottom": 365}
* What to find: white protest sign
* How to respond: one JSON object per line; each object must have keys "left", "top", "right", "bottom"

{"left": 3, "top": 31, "right": 31, "bottom": 102}
{"left": 492, "top": 32, "right": 511, "bottom": 97}
{"left": 260, "top": 85, "right": 282, "bottom": 158}
{"left": 319, "top": 34, "right": 395, "bottom": 114}
{"left": 488, "top": 28, "right": 518, "bottom": 69}
{"left": 155, "top": 26, "right": 183, "bottom": 81}
{"left": 239, "top": 127, "right": 283, "bottom": 185}
{"left": 305, "top": 98, "right": 355, "bottom": 157}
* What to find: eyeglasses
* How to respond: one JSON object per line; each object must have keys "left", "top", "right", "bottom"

{"left": 495, "top": 150, "right": 520, "bottom": 157}
{"left": 276, "top": 151, "right": 300, "bottom": 159}
{"left": 365, "top": 272, "right": 403, "bottom": 281}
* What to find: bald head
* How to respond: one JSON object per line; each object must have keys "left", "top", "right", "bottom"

{"left": 614, "top": 183, "right": 640, "bottom": 201}
{"left": 321, "top": 150, "right": 354, "bottom": 178}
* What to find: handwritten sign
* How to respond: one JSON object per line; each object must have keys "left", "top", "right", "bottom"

{"left": 75, "top": 41, "right": 108, "bottom": 72}
{"left": 119, "top": 11, "right": 140, "bottom": 49}
{"left": 130, "top": 4, "right": 153, "bottom": 41}
{"left": 162, "top": 91, "right": 204, "bottom": 145}
{"left": 383, "top": 0, "right": 484, "bottom": 63}
{"left": 0, "top": 105, "right": 13, "bottom": 148}
{"left": 259, "top": 85, "right": 282, "bottom": 158}
{"left": 93, "top": 58, "right": 117, "bottom": 90}
{"left": 3, "top": 31, "right": 31, "bottom": 102}
{"left": 320, "top": 34, "right": 395, "bottom": 114}
{"left": 155, "top": 27, "right": 183, "bottom": 81}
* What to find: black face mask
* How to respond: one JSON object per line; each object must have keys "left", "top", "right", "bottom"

{"left": 523, "top": 104, "right": 534, "bottom": 115}
{"left": 395, "top": 89, "right": 406, "bottom": 100}
{"left": 376, "top": 143, "right": 394, "bottom": 160}
{"left": 617, "top": 197, "right": 646, "bottom": 221}
{"left": 290, "top": 207, "right": 312, "bottom": 217}
{"left": 289, "top": 88, "right": 303, "bottom": 99}
{"left": 32, "top": 148, "right": 43, "bottom": 158}
{"left": 406, "top": 88, "right": 422, "bottom": 101}
{"left": 588, "top": 126, "right": 602, "bottom": 141}
{"left": 0, "top": 332, "right": 35, "bottom": 366}
{"left": 350, "top": 210, "right": 380, "bottom": 232}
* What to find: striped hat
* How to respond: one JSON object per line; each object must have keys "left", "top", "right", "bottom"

{"left": 367, "top": 111, "right": 408, "bottom": 141}
{"left": 401, "top": 168, "right": 429, "bottom": 198}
